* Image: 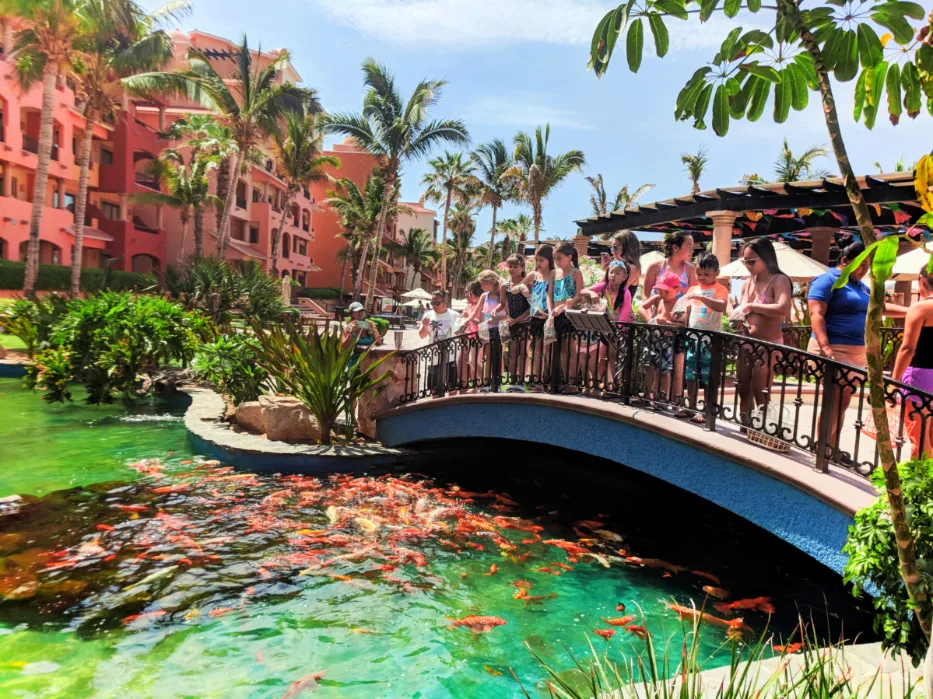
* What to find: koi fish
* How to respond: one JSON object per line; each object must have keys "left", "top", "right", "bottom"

{"left": 668, "top": 604, "right": 747, "bottom": 631}
{"left": 550, "top": 562, "right": 573, "bottom": 572}
{"left": 702, "top": 585, "right": 730, "bottom": 599}
{"left": 691, "top": 570, "right": 721, "bottom": 585}
{"left": 355, "top": 517, "right": 377, "bottom": 533}
{"left": 95, "top": 524, "right": 115, "bottom": 532}
{"left": 329, "top": 574, "right": 353, "bottom": 582}
{"left": 446, "top": 615, "right": 507, "bottom": 634}
{"left": 484, "top": 665, "right": 503, "bottom": 677}
{"left": 603, "top": 616, "right": 635, "bottom": 627}
{"left": 511, "top": 581, "right": 532, "bottom": 589}
{"left": 281, "top": 671, "right": 326, "bottom": 699}
{"left": 484, "top": 564, "right": 498, "bottom": 576}
{"left": 577, "top": 519, "right": 605, "bottom": 530}
{"left": 616, "top": 602, "right": 627, "bottom": 612}
{"left": 513, "top": 588, "right": 528, "bottom": 600}
{"left": 714, "top": 597, "right": 775, "bottom": 615}
{"left": 626, "top": 625, "right": 649, "bottom": 640}
{"left": 153, "top": 484, "right": 189, "bottom": 494}
{"left": 535, "top": 567, "right": 560, "bottom": 576}
{"left": 594, "top": 629, "right": 616, "bottom": 640}
{"left": 123, "top": 610, "right": 166, "bottom": 625}
{"left": 209, "top": 607, "right": 234, "bottom": 617}
{"left": 593, "top": 529, "right": 623, "bottom": 542}
{"left": 522, "top": 593, "right": 557, "bottom": 604}
{"left": 464, "top": 541, "right": 484, "bottom": 551}
{"left": 624, "top": 557, "right": 685, "bottom": 574}
{"left": 584, "top": 553, "right": 610, "bottom": 568}
{"left": 184, "top": 609, "right": 201, "bottom": 621}
{"left": 112, "top": 504, "right": 148, "bottom": 512}
{"left": 542, "top": 539, "right": 590, "bottom": 558}
{"left": 773, "top": 642, "right": 803, "bottom": 654}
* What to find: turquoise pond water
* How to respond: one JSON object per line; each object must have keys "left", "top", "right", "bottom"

{"left": 0, "top": 378, "right": 873, "bottom": 697}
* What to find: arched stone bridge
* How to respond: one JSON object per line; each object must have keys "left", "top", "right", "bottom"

{"left": 376, "top": 393, "right": 876, "bottom": 574}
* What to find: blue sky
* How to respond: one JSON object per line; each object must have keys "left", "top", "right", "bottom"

{"left": 157, "top": 0, "right": 931, "bottom": 244}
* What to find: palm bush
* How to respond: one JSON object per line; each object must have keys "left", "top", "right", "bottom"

{"left": 0, "top": 295, "right": 71, "bottom": 357}
{"left": 28, "top": 348, "right": 73, "bottom": 403}
{"left": 193, "top": 334, "right": 269, "bottom": 405}
{"left": 248, "top": 319, "right": 392, "bottom": 444}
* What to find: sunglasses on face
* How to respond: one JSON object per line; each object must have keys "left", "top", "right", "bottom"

{"left": 743, "top": 257, "right": 759, "bottom": 266}
{"left": 611, "top": 244, "right": 620, "bottom": 250}
{"left": 431, "top": 301, "right": 441, "bottom": 306}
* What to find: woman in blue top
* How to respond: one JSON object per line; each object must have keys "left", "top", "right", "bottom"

{"left": 518, "top": 244, "right": 555, "bottom": 386}
{"left": 807, "top": 238, "right": 907, "bottom": 447}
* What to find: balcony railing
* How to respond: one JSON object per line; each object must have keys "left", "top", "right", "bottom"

{"left": 302, "top": 223, "right": 310, "bottom": 232}
{"left": 135, "top": 175, "right": 159, "bottom": 189}
{"left": 399, "top": 321, "right": 932, "bottom": 479}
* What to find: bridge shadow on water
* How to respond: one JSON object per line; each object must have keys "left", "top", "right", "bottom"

{"left": 401, "top": 438, "right": 878, "bottom": 646}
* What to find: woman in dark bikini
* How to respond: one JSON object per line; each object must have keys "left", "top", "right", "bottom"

{"left": 498, "top": 254, "right": 531, "bottom": 391}
{"left": 735, "top": 238, "right": 792, "bottom": 429}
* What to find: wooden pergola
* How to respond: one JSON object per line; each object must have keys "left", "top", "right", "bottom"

{"left": 572, "top": 172, "right": 927, "bottom": 269}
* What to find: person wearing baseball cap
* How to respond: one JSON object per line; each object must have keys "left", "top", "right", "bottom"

{"left": 342, "top": 301, "right": 381, "bottom": 368}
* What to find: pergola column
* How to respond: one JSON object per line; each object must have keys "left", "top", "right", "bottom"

{"left": 808, "top": 227, "right": 835, "bottom": 266}
{"left": 572, "top": 234, "right": 589, "bottom": 261}
{"left": 708, "top": 210, "right": 737, "bottom": 269}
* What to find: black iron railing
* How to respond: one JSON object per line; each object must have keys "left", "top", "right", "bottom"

{"left": 399, "top": 322, "right": 932, "bottom": 479}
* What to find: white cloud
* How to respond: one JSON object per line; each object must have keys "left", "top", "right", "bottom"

{"left": 466, "top": 92, "right": 596, "bottom": 130}
{"left": 309, "top": 0, "right": 768, "bottom": 52}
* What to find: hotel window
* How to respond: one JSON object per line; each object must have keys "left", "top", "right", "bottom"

{"left": 249, "top": 226, "right": 259, "bottom": 244}
{"left": 99, "top": 148, "right": 113, "bottom": 165}
{"left": 100, "top": 201, "right": 120, "bottom": 220}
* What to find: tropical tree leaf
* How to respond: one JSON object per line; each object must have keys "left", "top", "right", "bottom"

{"left": 627, "top": 18, "right": 644, "bottom": 73}
{"left": 773, "top": 71, "right": 791, "bottom": 123}
{"left": 870, "top": 5, "right": 919, "bottom": 45}
{"left": 648, "top": 13, "right": 669, "bottom": 58}
{"left": 723, "top": 0, "right": 740, "bottom": 18}
{"left": 870, "top": 235, "right": 901, "bottom": 286}
{"left": 821, "top": 27, "right": 843, "bottom": 73}
{"left": 794, "top": 53, "right": 819, "bottom": 89}
{"left": 739, "top": 63, "right": 782, "bottom": 83}
{"left": 786, "top": 63, "right": 809, "bottom": 111}
{"left": 605, "top": 6, "right": 630, "bottom": 72}
{"left": 747, "top": 0, "right": 761, "bottom": 12}
{"left": 834, "top": 29, "right": 860, "bottom": 82}
{"left": 693, "top": 83, "right": 714, "bottom": 129}
{"left": 854, "top": 68, "right": 867, "bottom": 122}
{"left": 886, "top": 62, "right": 902, "bottom": 124}
{"left": 726, "top": 76, "right": 744, "bottom": 118}
{"left": 654, "top": 0, "right": 689, "bottom": 20}
{"left": 901, "top": 62, "right": 922, "bottom": 118}
{"left": 713, "top": 83, "right": 730, "bottom": 136}
{"left": 833, "top": 240, "right": 881, "bottom": 288}
{"left": 674, "top": 68, "right": 712, "bottom": 120}
{"left": 856, "top": 24, "right": 884, "bottom": 69}
{"left": 746, "top": 76, "right": 771, "bottom": 122}
{"left": 699, "top": 0, "right": 719, "bottom": 23}
{"left": 589, "top": 8, "right": 615, "bottom": 76}
{"left": 865, "top": 60, "right": 888, "bottom": 107}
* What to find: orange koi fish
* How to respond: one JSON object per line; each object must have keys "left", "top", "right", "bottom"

{"left": 209, "top": 607, "right": 234, "bottom": 617}
{"left": 773, "top": 642, "right": 803, "bottom": 654}
{"left": 624, "top": 557, "right": 685, "bottom": 574}
{"left": 522, "top": 593, "right": 557, "bottom": 604}
{"left": 113, "top": 504, "right": 148, "bottom": 512}
{"left": 668, "top": 604, "right": 747, "bottom": 631}
{"left": 123, "top": 610, "right": 166, "bottom": 624}
{"left": 542, "top": 539, "right": 590, "bottom": 559}
{"left": 446, "top": 615, "right": 507, "bottom": 634}
{"left": 153, "top": 484, "right": 189, "bottom": 494}
{"left": 594, "top": 628, "right": 615, "bottom": 640}
{"left": 95, "top": 524, "right": 115, "bottom": 532}
{"left": 626, "top": 625, "right": 649, "bottom": 640}
{"left": 464, "top": 541, "right": 484, "bottom": 551}
{"left": 714, "top": 597, "right": 775, "bottom": 615}
{"left": 511, "top": 580, "right": 532, "bottom": 588}
{"left": 616, "top": 602, "right": 627, "bottom": 612}
{"left": 691, "top": 570, "right": 721, "bottom": 585}
{"left": 535, "top": 567, "right": 560, "bottom": 576}
{"left": 483, "top": 564, "right": 498, "bottom": 576}
{"left": 702, "top": 585, "right": 730, "bottom": 599}
{"left": 551, "top": 562, "right": 574, "bottom": 572}
{"left": 281, "top": 671, "right": 326, "bottom": 699}
{"left": 603, "top": 616, "right": 635, "bottom": 627}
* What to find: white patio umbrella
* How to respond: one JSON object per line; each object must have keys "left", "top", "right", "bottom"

{"left": 719, "top": 241, "right": 829, "bottom": 282}
{"left": 639, "top": 250, "right": 665, "bottom": 273}
{"left": 401, "top": 299, "right": 428, "bottom": 308}
{"left": 401, "top": 288, "right": 433, "bottom": 301}
{"left": 450, "top": 298, "right": 468, "bottom": 311}
{"left": 891, "top": 245, "right": 933, "bottom": 280}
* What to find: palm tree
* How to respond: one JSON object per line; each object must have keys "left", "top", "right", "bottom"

{"left": 323, "top": 170, "right": 390, "bottom": 300}
{"left": 66, "top": 0, "right": 187, "bottom": 295}
{"left": 158, "top": 114, "right": 237, "bottom": 257}
{"left": 503, "top": 124, "right": 585, "bottom": 246}
{"left": 447, "top": 201, "right": 476, "bottom": 297}
{"left": 388, "top": 227, "right": 437, "bottom": 290}
{"left": 123, "top": 35, "right": 318, "bottom": 256}
{"left": 498, "top": 212, "right": 534, "bottom": 259}
{"left": 681, "top": 146, "right": 709, "bottom": 195}
{"left": 740, "top": 139, "right": 835, "bottom": 185}
{"left": 586, "top": 174, "right": 655, "bottom": 216}
{"left": 325, "top": 58, "right": 469, "bottom": 311}
{"left": 874, "top": 155, "right": 915, "bottom": 174}
{"left": 131, "top": 152, "right": 222, "bottom": 264}
{"left": 2, "top": 0, "right": 83, "bottom": 297}
{"left": 420, "top": 151, "right": 474, "bottom": 294}
{"left": 270, "top": 110, "right": 339, "bottom": 276}
{"left": 468, "top": 140, "right": 514, "bottom": 269}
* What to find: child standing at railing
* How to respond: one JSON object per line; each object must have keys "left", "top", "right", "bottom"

{"left": 580, "top": 259, "right": 632, "bottom": 392}
{"left": 499, "top": 254, "right": 531, "bottom": 392}
{"left": 418, "top": 291, "right": 461, "bottom": 396}
{"left": 476, "top": 270, "right": 504, "bottom": 390}
{"left": 638, "top": 270, "right": 686, "bottom": 404}
{"left": 519, "top": 244, "right": 555, "bottom": 388}
{"left": 682, "top": 254, "right": 729, "bottom": 423}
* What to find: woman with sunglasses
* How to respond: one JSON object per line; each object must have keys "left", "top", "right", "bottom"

{"left": 735, "top": 238, "right": 792, "bottom": 430}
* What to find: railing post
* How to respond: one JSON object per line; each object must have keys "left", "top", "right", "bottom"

{"left": 490, "top": 333, "right": 502, "bottom": 393}
{"left": 704, "top": 331, "right": 723, "bottom": 432}
{"left": 621, "top": 323, "right": 635, "bottom": 405}
{"left": 815, "top": 360, "right": 837, "bottom": 473}
{"left": 549, "top": 328, "right": 563, "bottom": 394}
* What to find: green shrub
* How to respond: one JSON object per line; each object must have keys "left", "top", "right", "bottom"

{"left": 296, "top": 287, "right": 340, "bottom": 300}
{"left": 194, "top": 334, "right": 269, "bottom": 405}
{"left": 31, "top": 348, "right": 73, "bottom": 403}
{"left": 0, "top": 296, "right": 71, "bottom": 356}
{"left": 370, "top": 316, "right": 389, "bottom": 338}
{"left": 248, "top": 318, "right": 392, "bottom": 444}
{"left": 843, "top": 457, "right": 933, "bottom": 666}
{"left": 0, "top": 260, "right": 156, "bottom": 293}
{"left": 43, "top": 292, "right": 213, "bottom": 404}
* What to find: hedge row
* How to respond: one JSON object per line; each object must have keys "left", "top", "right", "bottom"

{"left": 0, "top": 260, "right": 157, "bottom": 292}
{"left": 296, "top": 287, "right": 342, "bottom": 300}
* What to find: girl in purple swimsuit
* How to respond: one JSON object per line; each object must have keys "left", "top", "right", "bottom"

{"left": 893, "top": 265, "right": 933, "bottom": 458}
